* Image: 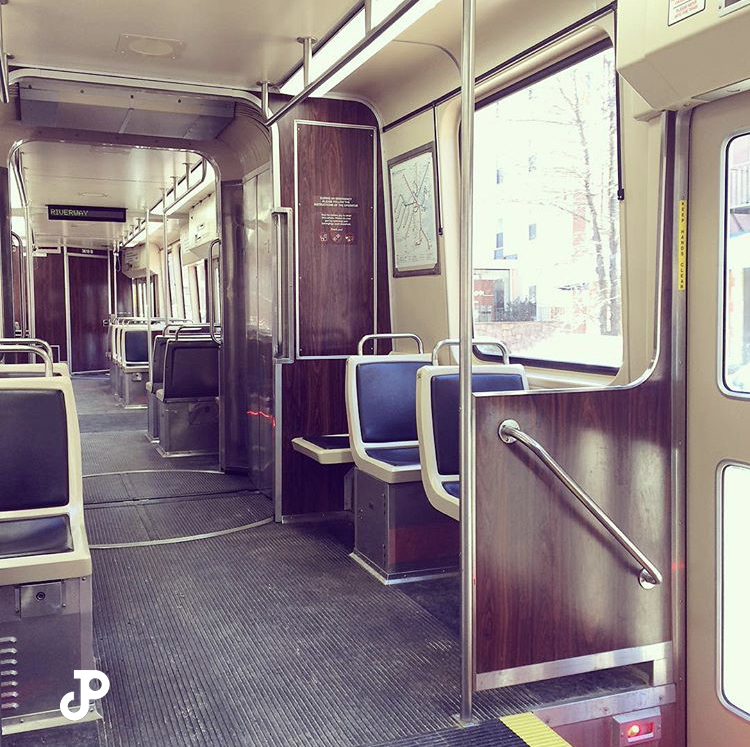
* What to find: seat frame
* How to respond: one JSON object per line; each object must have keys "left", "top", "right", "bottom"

{"left": 345, "top": 353, "right": 431, "bottom": 484}
{"left": 416, "top": 363, "right": 529, "bottom": 520}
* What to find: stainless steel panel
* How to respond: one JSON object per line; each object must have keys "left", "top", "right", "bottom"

{"left": 219, "top": 180, "right": 249, "bottom": 473}
{"left": 256, "top": 168, "right": 274, "bottom": 498}
{"left": 158, "top": 398, "right": 219, "bottom": 456}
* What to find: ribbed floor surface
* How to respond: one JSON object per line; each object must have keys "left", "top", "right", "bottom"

{"left": 368, "top": 721, "right": 529, "bottom": 746}
{"left": 82, "top": 430, "right": 219, "bottom": 474}
{"left": 86, "top": 493, "right": 273, "bottom": 544}
{"left": 84, "top": 471, "right": 254, "bottom": 504}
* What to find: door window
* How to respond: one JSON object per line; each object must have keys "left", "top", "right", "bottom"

{"left": 720, "top": 463, "right": 750, "bottom": 719}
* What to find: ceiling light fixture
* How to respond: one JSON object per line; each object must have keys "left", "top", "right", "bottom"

{"left": 116, "top": 34, "right": 185, "bottom": 60}
{"left": 78, "top": 191, "right": 109, "bottom": 198}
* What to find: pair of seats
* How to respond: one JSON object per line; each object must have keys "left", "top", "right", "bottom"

{"left": 0, "top": 340, "right": 94, "bottom": 729}
{"left": 345, "top": 334, "right": 527, "bottom": 581}
{"left": 147, "top": 326, "right": 220, "bottom": 456}
{"left": 110, "top": 317, "right": 163, "bottom": 407}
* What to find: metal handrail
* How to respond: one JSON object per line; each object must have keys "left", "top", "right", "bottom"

{"left": 207, "top": 238, "right": 222, "bottom": 346}
{"left": 498, "top": 419, "right": 663, "bottom": 589}
{"left": 174, "top": 325, "right": 212, "bottom": 341}
{"left": 0, "top": 342, "right": 54, "bottom": 377}
{"left": 0, "top": 337, "right": 53, "bottom": 359}
{"left": 357, "top": 333, "right": 424, "bottom": 355}
{"left": 432, "top": 338, "right": 510, "bottom": 366}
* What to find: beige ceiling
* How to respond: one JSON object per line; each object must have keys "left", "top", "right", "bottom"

{"left": 4, "top": 0, "right": 358, "bottom": 89}
{"left": 17, "top": 141, "right": 204, "bottom": 249}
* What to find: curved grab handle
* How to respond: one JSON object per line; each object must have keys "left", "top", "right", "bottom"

{"left": 0, "top": 342, "right": 54, "bottom": 377}
{"left": 431, "top": 338, "right": 510, "bottom": 366}
{"left": 498, "top": 419, "right": 663, "bottom": 589}
{"left": 357, "top": 333, "right": 424, "bottom": 355}
{"left": 206, "top": 239, "right": 222, "bottom": 346}
{"left": 0, "top": 337, "right": 53, "bottom": 360}
{"left": 174, "top": 325, "right": 211, "bottom": 341}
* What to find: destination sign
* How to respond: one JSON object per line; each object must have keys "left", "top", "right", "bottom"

{"left": 47, "top": 205, "right": 127, "bottom": 222}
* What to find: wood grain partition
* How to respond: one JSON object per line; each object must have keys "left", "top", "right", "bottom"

{"left": 273, "top": 96, "right": 391, "bottom": 519}
{"left": 473, "top": 119, "right": 675, "bottom": 689}
{"left": 33, "top": 252, "right": 67, "bottom": 361}
{"left": 68, "top": 251, "right": 110, "bottom": 372}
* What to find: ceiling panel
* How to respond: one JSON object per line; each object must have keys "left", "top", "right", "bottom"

{"left": 4, "top": 0, "right": 359, "bottom": 90}
{"left": 17, "top": 141, "right": 204, "bottom": 249}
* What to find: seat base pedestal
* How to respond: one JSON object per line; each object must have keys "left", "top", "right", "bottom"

{"left": 353, "top": 469, "right": 459, "bottom": 583}
{"left": 157, "top": 398, "right": 219, "bottom": 457}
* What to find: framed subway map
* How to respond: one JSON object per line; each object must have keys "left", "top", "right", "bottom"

{"left": 388, "top": 142, "right": 441, "bottom": 277}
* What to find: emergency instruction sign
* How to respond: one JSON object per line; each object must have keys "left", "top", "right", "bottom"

{"left": 668, "top": 0, "right": 706, "bottom": 25}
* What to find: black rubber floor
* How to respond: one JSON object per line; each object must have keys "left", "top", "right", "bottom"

{"left": 82, "top": 430, "right": 219, "bottom": 474}
{"left": 84, "top": 471, "right": 254, "bottom": 504}
{"left": 368, "top": 721, "right": 529, "bottom": 747}
{"left": 86, "top": 493, "right": 273, "bottom": 544}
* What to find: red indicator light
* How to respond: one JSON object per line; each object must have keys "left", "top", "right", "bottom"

{"left": 627, "top": 724, "right": 642, "bottom": 738}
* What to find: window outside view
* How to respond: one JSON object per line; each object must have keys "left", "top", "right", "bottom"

{"left": 725, "top": 134, "right": 750, "bottom": 393}
{"left": 473, "top": 47, "right": 623, "bottom": 368}
{"left": 722, "top": 464, "right": 750, "bottom": 718}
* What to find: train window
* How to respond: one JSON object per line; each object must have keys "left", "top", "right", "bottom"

{"left": 724, "top": 134, "right": 750, "bottom": 394}
{"left": 182, "top": 256, "right": 195, "bottom": 321}
{"left": 196, "top": 262, "right": 207, "bottom": 323}
{"left": 473, "top": 44, "right": 622, "bottom": 370}
{"left": 720, "top": 463, "right": 750, "bottom": 718}
{"left": 167, "top": 249, "right": 181, "bottom": 319}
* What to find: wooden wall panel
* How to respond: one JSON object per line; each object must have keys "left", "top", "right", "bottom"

{"left": 295, "top": 122, "right": 375, "bottom": 357}
{"left": 33, "top": 252, "right": 67, "bottom": 361}
{"left": 473, "top": 116, "right": 675, "bottom": 682}
{"left": 273, "top": 96, "right": 391, "bottom": 518}
{"left": 68, "top": 254, "right": 109, "bottom": 372}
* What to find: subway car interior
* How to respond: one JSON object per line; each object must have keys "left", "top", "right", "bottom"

{"left": 0, "top": 1, "right": 748, "bottom": 746}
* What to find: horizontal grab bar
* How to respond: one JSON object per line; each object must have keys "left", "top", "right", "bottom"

{"left": 357, "top": 333, "right": 424, "bottom": 355}
{"left": 0, "top": 343, "right": 54, "bottom": 377}
{"left": 432, "top": 338, "right": 510, "bottom": 366}
{"left": 498, "top": 419, "right": 663, "bottom": 590}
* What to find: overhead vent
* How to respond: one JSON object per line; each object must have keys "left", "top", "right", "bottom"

{"left": 18, "top": 79, "right": 235, "bottom": 141}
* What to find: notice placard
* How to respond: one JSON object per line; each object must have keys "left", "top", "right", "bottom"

{"left": 668, "top": 0, "right": 706, "bottom": 25}
{"left": 314, "top": 196, "right": 359, "bottom": 246}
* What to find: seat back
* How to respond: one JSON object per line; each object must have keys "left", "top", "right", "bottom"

{"left": 151, "top": 335, "right": 170, "bottom": 385}
{"left": 0, "top": 389, "right": 69, "bottom": 510}
{"left": 346, "top": 354, "right": 431, "bottom": 447}
{"left": 162, "top": 339, "right": 220, "bottom": 400}
{"left": 417, "top": 363, "right": 528, "bottom": 479}
{"left": 123, "top": 329, "right": 149, "bottom": 364}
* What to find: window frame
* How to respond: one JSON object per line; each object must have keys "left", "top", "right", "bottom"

{"left": 716, "top": 460, "right": 750, "bottom": 722}
{"left": 472, "top": 38, "right": 623, "bottom": 376}
{"left": 719, "top": 131, "right": 750, "bottom": 399}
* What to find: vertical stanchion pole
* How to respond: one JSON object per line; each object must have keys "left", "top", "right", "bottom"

{"left": 145, "top": 209, "right": 153, "bottom": 385}
{"left": 162, "top": 189, "right": 171, "bottom": 323}
{"left": 459, "top": 0, "right": 476, "bottom": 724}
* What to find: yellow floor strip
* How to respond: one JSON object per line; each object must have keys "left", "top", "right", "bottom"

{"left": 500, "top": 713, "right": 573, "bottom": 747}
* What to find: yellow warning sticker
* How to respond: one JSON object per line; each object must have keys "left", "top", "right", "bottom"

{"left": 678, "top": 198, "right": 688, "bottom": 292}
{"left": 500, "top": 713, "right": 573, "bottom": 746}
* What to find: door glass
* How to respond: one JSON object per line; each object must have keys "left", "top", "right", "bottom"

{"left": 724, "top": 134, "right": 750, "bottom": 392}
{"left": 721, "top": 463, "right": 750, "bottom": 718}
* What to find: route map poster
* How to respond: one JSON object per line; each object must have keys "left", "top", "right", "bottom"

{"left": 388, "top": 142, "right": 440, "bottom": 277}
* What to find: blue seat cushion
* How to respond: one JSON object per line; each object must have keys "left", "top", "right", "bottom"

{"left": 124, "top": 330, "right": 149, "bottom": 364}
{"left": 432, "top": 372, "right": 525, "bottom": 475}
{"left": 356, "top": 361, "right": 425, "bottom": 443}
{"left": 305, "top": 435, "right": 350, "bottom": 450}
{"left": 365, "top": 446, "right": 420, "bottom": 467}
{"left": 443, "top": 481, "right": 460, "bottom": 498}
